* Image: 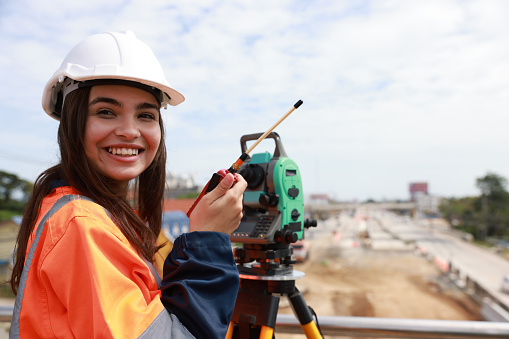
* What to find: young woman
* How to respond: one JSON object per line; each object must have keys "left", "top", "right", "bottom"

{"left": 9, "top": 31, "right": 246, "bottom": 339}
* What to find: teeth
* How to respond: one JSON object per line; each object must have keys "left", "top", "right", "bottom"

{"left": 108, "top": 148, "right": 139, "bottom": 156}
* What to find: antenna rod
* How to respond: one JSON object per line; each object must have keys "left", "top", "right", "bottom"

{"left": 246, "top": 100, "right": 303, "bottom": 155}
{"left": 229, "top": 100, "right": 303, "bottom": 173}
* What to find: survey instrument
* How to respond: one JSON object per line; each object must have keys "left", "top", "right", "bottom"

{"left": 186, "top": 100, "right": 303, "bottom": 218}
{"left": 226, "top": 130, "right": 321, "bottom": 338}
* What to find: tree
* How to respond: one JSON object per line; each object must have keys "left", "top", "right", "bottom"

{"left": 439, "top": 196, "right": 479, "bottom": 235}
{"left": 440, "top": 172, "right": 509, "bottom": 241}
{"left": 0, "top": 170, "right": 33, "bottom": 212}
{"left": 476, "top": 173, "right": 509, "bottom": 211}
{"left": 475, "top": 172, "right": 509, "bottom": 239}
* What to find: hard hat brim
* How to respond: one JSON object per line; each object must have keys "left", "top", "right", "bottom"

{"left": 42, "top": 73, "right": 185, "bottom": 120}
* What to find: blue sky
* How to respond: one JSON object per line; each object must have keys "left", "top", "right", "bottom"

{"left": 1, "top": 0, "right": 509, "bottom": 201}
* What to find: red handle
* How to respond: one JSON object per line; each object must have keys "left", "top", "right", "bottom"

{"left": 186, "top": 169, "right": 230, "bottom": 218}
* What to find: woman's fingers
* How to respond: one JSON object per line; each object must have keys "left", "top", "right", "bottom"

{"left": 189, "top": 173, "right": 246, "bottom": 233}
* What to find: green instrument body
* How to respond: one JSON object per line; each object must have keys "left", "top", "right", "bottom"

{"left": 231, "top": 132, "right": 305, "bottom": 244}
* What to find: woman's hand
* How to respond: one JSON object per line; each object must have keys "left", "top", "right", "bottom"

{"left": 188, "top": 173, "right": 247, "bottom": 234}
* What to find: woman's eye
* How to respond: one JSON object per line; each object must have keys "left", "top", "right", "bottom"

{"left": 97, "top": 109, "right": 115, "bottom": 117}
{"left": 139, "top": 112, "right": 157, "bottom": 120}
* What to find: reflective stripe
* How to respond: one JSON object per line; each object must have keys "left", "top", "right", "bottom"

{"left": 10, "top": 194, "right": 93, "bottom": 338}
{"left": 138, "top": 310, "right": 194, "bottom": 338}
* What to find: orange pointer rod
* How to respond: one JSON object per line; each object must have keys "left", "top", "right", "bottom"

{"left": 186, "top": 100, "right": 303, "bottom": 218}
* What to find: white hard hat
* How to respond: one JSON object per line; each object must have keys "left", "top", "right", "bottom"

{"left": 42, "top": 31, "right": 185, "bottom": 120}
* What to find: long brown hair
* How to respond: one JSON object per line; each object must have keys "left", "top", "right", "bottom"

{"left": 10, "top": 87, "right": 166, "bottom": 294}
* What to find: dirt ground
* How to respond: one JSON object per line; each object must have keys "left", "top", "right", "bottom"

{"left": 275, "top": 233, "right": 480, "bottom": 338}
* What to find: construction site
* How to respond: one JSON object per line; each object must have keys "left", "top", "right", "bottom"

{"left": 272, "top": 211, "right": 505, "bottom": 338}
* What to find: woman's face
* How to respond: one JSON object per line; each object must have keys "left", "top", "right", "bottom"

{"left": 84, "top": 85, "right": 162, "bottom": 190}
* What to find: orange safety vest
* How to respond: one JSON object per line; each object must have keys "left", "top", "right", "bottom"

{"left": 10, "top": 186, "right": 192, "bottom": 338}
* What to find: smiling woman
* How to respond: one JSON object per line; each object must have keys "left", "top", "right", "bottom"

{"left": 9, "top": 31, "right": 247, "bottom": 339}
{"left": 85, "top": 85, "right": 162, "bottom": 191}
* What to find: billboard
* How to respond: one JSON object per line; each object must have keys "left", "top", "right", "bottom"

{"left": 409, "top": 182, "right": 428, "bottom": 201}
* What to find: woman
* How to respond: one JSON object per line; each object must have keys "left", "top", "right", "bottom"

{"left": 9, "top": 31, "right": 246, "bottom": 339}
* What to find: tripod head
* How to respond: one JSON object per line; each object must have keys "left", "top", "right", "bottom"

{"left": 231, "top": 132, "right": 317, "bottom": 276}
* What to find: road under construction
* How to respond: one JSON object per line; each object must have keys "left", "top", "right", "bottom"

{"left": 275, "top": 208, "right": 509, "bottom": 338}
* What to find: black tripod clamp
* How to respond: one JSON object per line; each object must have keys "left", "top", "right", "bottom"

{"left": 228, "top": 272, "right": 321, "bottom": 339}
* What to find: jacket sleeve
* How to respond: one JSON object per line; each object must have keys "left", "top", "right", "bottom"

{"left": 160, "top": 232, "right": 240, "bottom": 339}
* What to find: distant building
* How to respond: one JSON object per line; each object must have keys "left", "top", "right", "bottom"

{"left": 124, "top": 171, "right": 199, "bottom": 241}
{"left": 161, "top": 211, "right": 189, "bottom": 241}
{"left": 165, "top": 172, "right": 200, "bottom": 199}
{"left": 162, "top": 198, "right": 195, "bottom": 241}
{"left": 126, "top": 171, "right": 200, "bottom": 202}
{"left": 308, "top": 194, "right": 330, "bottom": 205}
{"left": 162, "top": 199, "right": 195, "bottom": 213}
{"left": 409, "top": 182, "right": 443, "bottom": 216}
{"left": 409, "top": 182, "right": 428, "bottom": 202}
{"left": 415, "top": 194, "right": 443, "bottom": 217}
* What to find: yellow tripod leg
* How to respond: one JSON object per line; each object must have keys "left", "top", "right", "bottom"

{"left": 302, "top": 321, "right": 321, "bottom": 338}
{"left": 259, "top": 325, "right": 274, "bottom": 339}
{"left": 225, "top": 321, "right": 234, "bottom": 339}
{"left": 224, "top": 322, "right": 275, "bottom": 339}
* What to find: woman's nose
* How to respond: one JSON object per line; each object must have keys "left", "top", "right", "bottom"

{"left": 114, "top": 117, "right": 141, "bottom": 140}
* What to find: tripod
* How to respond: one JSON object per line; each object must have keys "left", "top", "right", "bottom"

{"left": 225, "top": 245, "right": 322, "bottom": 339}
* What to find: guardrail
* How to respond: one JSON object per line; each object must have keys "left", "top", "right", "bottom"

{"left": 276, "top": 314, "right": 509, "bottom": 338}
{"left": 1, "top": 305, "right": 508, "bottom": 338}
{"left": 0, "top": 306, "right": 12, "bottom": 323}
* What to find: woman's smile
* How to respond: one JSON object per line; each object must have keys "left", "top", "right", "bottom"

{"left": 106, "top": 147, "right": 142, "bottom": 156}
